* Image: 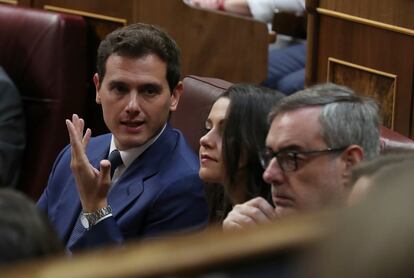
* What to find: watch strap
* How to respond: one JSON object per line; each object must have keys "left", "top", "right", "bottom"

{"left": 82, "top": 205, "right": 112, "bottom": 228}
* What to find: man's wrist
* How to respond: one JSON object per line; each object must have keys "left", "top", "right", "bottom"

{"left": 81, "top": 205, "right": 112, "bottom": 230}
{"left": 82, "top": 200, "right": 108, "bottom": 213}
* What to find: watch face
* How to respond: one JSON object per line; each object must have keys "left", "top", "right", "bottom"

{"left": 80, "top": 214, "right": 90, "bottom": 229}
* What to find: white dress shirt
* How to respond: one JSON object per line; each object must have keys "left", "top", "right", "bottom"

{"left": 247, "top": 0, "right": 306, "bottom": 23}
{"left": 108, "top": 124, "right": 166, "bottom": 185}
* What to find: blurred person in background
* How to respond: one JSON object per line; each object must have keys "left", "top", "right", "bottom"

{"left": 0, "top": 189, "right": 63, "bottom": 264}
{"left": 0, "top": 66, "right": 25, "bottom": 188}
{"left": 186, "top": 0, "right": 306, "bottom": 95}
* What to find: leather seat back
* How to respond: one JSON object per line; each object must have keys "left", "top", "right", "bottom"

{"left": 0, "top": 5, "right": 87, "bottom": 199}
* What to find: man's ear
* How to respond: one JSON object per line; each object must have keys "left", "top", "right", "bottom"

{"left": 342, "top": 145, "right": 364, "bottom": 171}
{"left": 169, "top": 81, "right": 183, "bottom": 112}
{"left": 93, "top": 73, "right": 101, "bottom": 104}
{"left": 340, "top": 144, "right": 364, "bottom": 187}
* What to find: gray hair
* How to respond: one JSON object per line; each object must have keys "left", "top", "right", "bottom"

{"left": 269, "top": 83, "right": 381, "bottom": 160}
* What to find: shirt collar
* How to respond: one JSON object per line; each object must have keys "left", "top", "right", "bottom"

{"left": 109, "top": 124, "right": 166, "bottom": 169}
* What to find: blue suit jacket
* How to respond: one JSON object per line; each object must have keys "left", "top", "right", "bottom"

{"left": 38, "top": 124, "right": 208, "bottom": 251}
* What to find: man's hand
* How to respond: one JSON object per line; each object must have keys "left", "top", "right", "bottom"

{"left": 65, "top": 114, "right": 111, "bottom": 212}
{"left": 223, "top": 197, "right": 277, "bottom": 231}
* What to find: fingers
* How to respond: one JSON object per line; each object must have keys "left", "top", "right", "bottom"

{"left": 83, "top": 128, "right": 92, "bottom": 148}
{"left": 223, "top": 221, "right": 243, "bottom": 232}
{"left": 222, "top": 197, "right": 276, "bottom": 231}
{"left": 245, "top": 197, "right": 277, "bottom": 220}
{"left": 66, "top": 114, "right": 90, "bottom": 151}
{"left": 66, "top": 114, "right": 93, "bottom": 171}
{"left": 78, "top": 160, "right": 111, "bottom": 212}
{"left": 100, "top": 160, "right": 111, "bottom": 185}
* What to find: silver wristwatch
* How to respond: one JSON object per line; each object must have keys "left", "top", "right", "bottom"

{"left": 80, "top": 205, "right": 112, "bottom": 230}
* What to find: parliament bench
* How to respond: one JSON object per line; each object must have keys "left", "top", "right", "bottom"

{"left": 0, "top": 4, "right": 88, "bottom": 199}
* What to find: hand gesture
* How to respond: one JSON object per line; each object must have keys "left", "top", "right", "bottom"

{"left": 223, "top": 197, "right": 277, "bottom": 231}
{"left": 65, "top": 114, "right": 111, "bottom": 212}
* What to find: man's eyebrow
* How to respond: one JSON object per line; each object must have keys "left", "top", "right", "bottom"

{"left": 138, "top": 83, "right": 162, "bottom": 91}
{"left": 108, "top": 80, "right": 128, "bottom": 88}
{"left": 269, "top": 144, "right": 303, "bottom": 153}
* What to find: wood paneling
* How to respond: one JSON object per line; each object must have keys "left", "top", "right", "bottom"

{"left": 319, "top": 0, "right": 414, "bottom": 29}
{"left": 0, "top": 0, "right": 17, "bottom": 5}
{"left": 328, "top": 58, "right": 397, "bottom": 129}
{"left": 306, "top": 0, "right": 414, "bottom": 137}
{"left": 34, "top": 0, "right": 134, "bottom": 22}
{"left": 133, "top": 0, "right": 268, "bottom": 82}
{"left": 32, "top": 0, "right": 269, "bottom": 84}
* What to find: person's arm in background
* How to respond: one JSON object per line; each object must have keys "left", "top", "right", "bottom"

{"left": 0, "top": 67, "right": 25, "bottom": 188}
{"left": 188, "top": 0, "right": 305, "bottom": 23}
{"left": 247, "top": 0, "right": 305, "bottom": 22}
{"left": 188, "top": 0, "right": 251, "bottom": 16}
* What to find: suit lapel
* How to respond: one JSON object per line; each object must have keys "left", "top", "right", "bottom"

{"left": 108, "top": 125, "right": 177, "bottom": 218}
{"left": 54, "top": 127, "right": 177, "bottom": 238}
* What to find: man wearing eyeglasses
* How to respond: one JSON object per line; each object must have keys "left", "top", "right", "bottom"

{"left": 223, "top": 83, "right": 380, "bottom": 230}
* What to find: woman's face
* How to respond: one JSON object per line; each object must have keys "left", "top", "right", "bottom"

{"left": 199, "top": 97, "right": 230, "bottom": 183}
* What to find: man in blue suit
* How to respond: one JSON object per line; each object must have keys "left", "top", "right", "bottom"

{"left": 38, "top": 23, "right": 208, "bottom": 251}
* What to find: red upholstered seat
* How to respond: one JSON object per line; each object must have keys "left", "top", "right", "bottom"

{"left": 173, "top": 75, "right": 414, "bottom": 156}
{"left": 380, "top": 126, "right": 414, "bottom": 153}
{"left": 0, "top": 5, "right": 87, "bottom": 199}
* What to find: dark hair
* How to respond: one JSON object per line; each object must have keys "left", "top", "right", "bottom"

{"left": 96, "top": 23, "right": 181, "bottom": 92}
{"left": 221, "top": 84, "right": 284, "bottom": 203}
{"left": 0, "top": 189, "right": 63, "bottom": 264}
{"left": 269, "top": 83, "right": 381, "bottom": 160}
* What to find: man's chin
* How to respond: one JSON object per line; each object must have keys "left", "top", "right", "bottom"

{"left": 275, "top": 206, "right": 297, "bottom": 218}
{"left": 115, "top": 135, "right": 148, "bottom": 150}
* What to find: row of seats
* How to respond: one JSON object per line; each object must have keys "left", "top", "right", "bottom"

{"left": 0, "top": 4, "right": 413, "bottom": 202}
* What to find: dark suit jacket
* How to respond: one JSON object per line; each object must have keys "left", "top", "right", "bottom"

{"left": 38, "top": 124, "right": 208, "bottom": 251}
{"left": 0, "top": 66, "right": 25, "bottom": 188}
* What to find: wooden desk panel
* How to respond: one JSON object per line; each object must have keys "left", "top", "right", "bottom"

{"left": 35, "top": 0, "right": 133, "bottom": 22}
{"left": 32, "top": 0, "right": 269, "bottom": 83}
{"left": 306, "top": 0, "right": 414, "bottom": 137}
{"left": 0, "top": 211, "right": 329, "bottom": 278}
{"left": 319, "top": 0, "right": 414, "bottom": 29}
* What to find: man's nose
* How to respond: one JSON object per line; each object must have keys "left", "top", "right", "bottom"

{"left": 126, "top": 93, "right": 140, "bottom": 112}
{"left": 263, "top": 158, "right": 285, "bottom": 186}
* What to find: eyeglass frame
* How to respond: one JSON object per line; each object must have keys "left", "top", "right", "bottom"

{"left": 259, "top": 146, "right": 348, "bottom": 172}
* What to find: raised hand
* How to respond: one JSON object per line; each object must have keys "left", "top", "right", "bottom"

{"left": 222, "top": 197, "right": 277, "bottom": 231}
{"left": 65, "top": 114, "right": 111, "bottom": 212}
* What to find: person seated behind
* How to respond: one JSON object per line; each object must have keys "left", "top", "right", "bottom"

{"left": 347, "top": 152, "right": 414, "bottom": 205}
{"left": 38, "top": 23, "right": 208, "bottom": 252}
{"left": 0, "top": 189, "right": 62, "bottom": 264}
{"left": 305, "top": 158, "right": 414, "bottom": 278}
{"left": 187, "top": 0, "right": 305, "bottom": 20}
{"left": 223, "top": 83, "right": 380, "bottom": 230}
{"left": 0, "top": 66, "right": 25, "bottom": 188}
{"left": 186, "top": 0, "right": 306, "bottom": 95}
{"left": 199, "top": 84, "right": 284, "bottom": 220}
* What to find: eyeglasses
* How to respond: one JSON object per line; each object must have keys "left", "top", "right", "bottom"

{"left": 259, "top": 147, "right": 347, "bottom": 172}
